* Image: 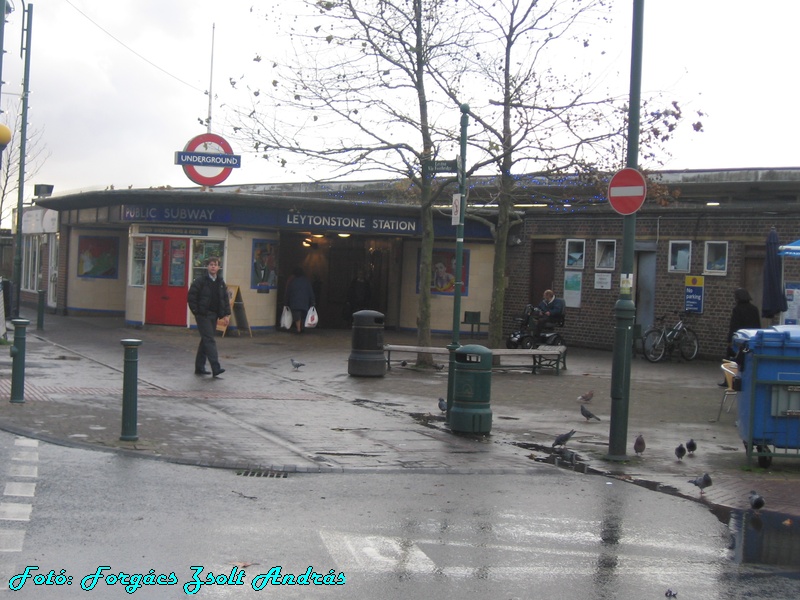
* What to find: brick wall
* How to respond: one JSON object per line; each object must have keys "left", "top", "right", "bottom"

{"left": 505, "top": 203, "right": 800, "bottom": 359}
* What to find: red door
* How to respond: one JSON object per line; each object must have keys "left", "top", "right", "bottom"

{"left": 145, "top": 237, "right": 189, "bottom": 326}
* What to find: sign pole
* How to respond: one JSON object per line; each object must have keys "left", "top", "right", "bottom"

{"left": 445, "top": 104, "right": 469, "bottom": 420}
{"left": 607, "top": 0, "right": 644, "bottom": 460}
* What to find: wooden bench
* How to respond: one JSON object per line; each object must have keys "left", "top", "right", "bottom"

{"left": 383, "top": 344, "right": 567, "bottom": 374}
{"left": 384, "top": 345, "right": 451, "bottom": 369}
{"left": 490, "top": 345, "right": 567, "bottom": 374}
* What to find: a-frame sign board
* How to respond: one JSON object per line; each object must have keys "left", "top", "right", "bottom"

{"left": 216, "top": 285, "right": 252, "bottom": 337}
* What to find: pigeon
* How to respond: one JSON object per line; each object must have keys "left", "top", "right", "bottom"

{"left": 675, "top": 443, "right": 686, "bottom": 461}
{"left": 688, "top": 473, "right": 713, "bottom": 494}
{"left": 665, "top": 589, "right": 678, "bottom": 598}
{"left": 749, "top": 490, "right": 765, "bottom": 511}
{"left": 290, "top": 358, "right": 305, "bottom": 371}
{"left": 438, "top": 397, "right": 447, "bottom": 413}
{"left": 686, "top": 439, "right": 697, "bottom": 455}
{"left": 435, "top": 363, "right": 445, "bottom": 371}
{"left": 580, "top": 404, "right": 601, "bottom": 421}
{"left": 400, "top": 360, "right": 408, "bottom": 367}
{"left": 552, "top": 429, "right": 576, "bottom": 448}
{"left": 633, "top": 434, "right": 646, "bottom": 456}
{"left": 577, "top": 390, "right": 594, "bottom": 402}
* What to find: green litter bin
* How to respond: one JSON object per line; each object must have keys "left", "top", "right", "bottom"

{"left": 450, "top": 344, "right": 492, "bottom": 434}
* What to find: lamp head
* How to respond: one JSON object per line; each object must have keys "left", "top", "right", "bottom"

{"left": 0, "top": 124, "right": 11, "bottom": 151}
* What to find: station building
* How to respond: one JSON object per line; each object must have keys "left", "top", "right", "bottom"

{"left": 25, "top": 168, "right": 800, "bottom": 359}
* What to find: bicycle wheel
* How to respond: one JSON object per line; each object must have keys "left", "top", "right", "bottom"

{"left": 643, "top": 329, "right": 666, "bottom": 362}
{"left": 678, "top": 327, "right": 699, "bottom": 361}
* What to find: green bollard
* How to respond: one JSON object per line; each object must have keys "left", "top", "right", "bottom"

{"left": 9, "top": 319, "right": 30, "bottom": 404}
{"left": 36, "top": 290, "right": 45, "bottom": 331}
{"left": 120, "top": 339, "right": 142, "bottom": 441}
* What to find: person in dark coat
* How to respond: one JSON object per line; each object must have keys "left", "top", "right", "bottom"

{"left": 284, "top": 266, "right": 316, "bottom": 333}
{"left": 727, "top": 288, "right": 761, "bottom": 353}
{"left": 532, "top": 289, "right": 565, "bottom": 337}
{"left": 187, "top": 257, "right": 231, "bottom": 377}
{"left": 720, "top": 287, "right": 761, "bottom": 386}
{"left": 345, "top": 269, "right": 371, "bottom": 323}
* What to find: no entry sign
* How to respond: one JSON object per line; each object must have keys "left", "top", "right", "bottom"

{"left": 607, "top": 168, "right": 647, "bottom": 215}
{"left": 175, "top": 133, "right": 241, "bottom": 186}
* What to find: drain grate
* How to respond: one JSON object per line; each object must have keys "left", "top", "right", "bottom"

{"left": 235, "top": 469, "right": 288, "bottom": 478}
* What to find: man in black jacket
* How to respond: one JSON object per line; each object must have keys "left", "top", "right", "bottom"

{"left": 187, "top": 257, "right": 231, "bottom": 377}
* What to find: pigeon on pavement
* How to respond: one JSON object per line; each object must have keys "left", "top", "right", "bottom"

{"left": 749, "top": 490, "right": 765, "bottom": 511}
{"left": 552, "top": 429, "right": 576, "bottom": 448}
{"left": 686, "top": 439, "right": 697, "bottom": 455}
{"left": 290, "top": 358, "right": 305, "bottom": 371}
{"left": 633, "top": 434, "right": 646, "bottom": 456}
{"left": 675, "top": 443, "right": 686, "bottom": 461}
{"left": 577, "top": 390, "right": 594, "bottom": 402}
{"left": 580, "top": 404, "right": 601, "bottom": 421}
{"left": 688, "top": 473, "right": 712, "bottom": 494}
{"left": 665, "top": 589, "right": 678, "bottom": 598}
{"left": 438, "top": 397, "right": 447, "bottom": 413}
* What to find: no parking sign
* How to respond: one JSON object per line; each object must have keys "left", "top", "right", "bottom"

{"left": 175, "top": 133, "right": 241, "bottom": 186}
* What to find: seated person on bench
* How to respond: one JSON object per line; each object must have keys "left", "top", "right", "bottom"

{"left": 532, "top": 289, "right": 564, "bottom": 338}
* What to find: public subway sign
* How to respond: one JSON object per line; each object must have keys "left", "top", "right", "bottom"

{"left": 122, "top": 205, "right": 231, "bottom": 223}
{"left": 283, "top": 211, "right": 419, "bottom": 235}
{"left": 175, "top": 133, "right": 241, "bottom": 186}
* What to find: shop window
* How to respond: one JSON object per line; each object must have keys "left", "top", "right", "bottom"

{"left": 565, "top": 239, "right": 585, "bottom": 270}
{"left": 130, "top": 238, "right": 146, "bottom": 287}
{"left": 191, "top": 239, "right": 226, "bottom": 281}
{"left": 595, "top": 240, "right": 616, "bottom": 270}
{"left": 704, "top": 241, "right": 728, "bottom": 275}
{"left": 669, "top": 241, "right": 692, "bottom": 273}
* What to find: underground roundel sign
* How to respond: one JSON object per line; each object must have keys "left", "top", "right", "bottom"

{"left": 607, "top": 168, "right": 647, "bottom": 215}
{"left": 174, "top": 133, "right": 241, "bottom": 186}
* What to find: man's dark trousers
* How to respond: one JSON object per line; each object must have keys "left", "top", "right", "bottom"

{"left": 195, "top": 314, "right": 221, "bottom": 373}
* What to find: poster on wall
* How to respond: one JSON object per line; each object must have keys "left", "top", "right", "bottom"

{"left": 77, "top": 236, "right": 119, "bottom": 279}
{"left": 416, "top": 248, "right": 470, "bottom": 295}
{"left": 564, "top": 271, "right": 582, "bottom": 307}
{"left": 251, "top": 239, "right": 278, "bottom": 290}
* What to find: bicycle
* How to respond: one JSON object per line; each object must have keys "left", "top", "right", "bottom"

{"left": 642, "top": 311, "right": 700, "bottom": 362}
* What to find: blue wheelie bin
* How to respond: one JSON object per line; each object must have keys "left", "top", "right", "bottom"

{"left": 734, "top": 327, "right": 800, "bottom": 468}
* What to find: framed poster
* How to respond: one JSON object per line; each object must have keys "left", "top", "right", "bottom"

{"left": 596, "top": 240, "right": 616, "bottom": 270}
{"left": 565, "top": 239, "right": 585, "bottom": 270}
{"left": 564, "top": 271, "right": 582, "bottom": 308}
{"left": 251, "top": 239, "right": 279, "bottom": 290}
{"left": 77, "top": 236, "right": 119, "bottom": 279}
{"left": 416, "top": 248, "right": 470, "bottom": 296}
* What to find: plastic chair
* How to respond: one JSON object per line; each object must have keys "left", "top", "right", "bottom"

{"left": 716, "top": 360, "right": 738, "bottom": 421}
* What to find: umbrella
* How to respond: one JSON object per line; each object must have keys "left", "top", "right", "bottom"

{"left": 762, "top": 227, "right": 788, "bottom": 319}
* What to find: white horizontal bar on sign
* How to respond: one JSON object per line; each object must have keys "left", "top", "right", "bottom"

{"left": 609, "top": 185, "right": 645, "bottom": 197}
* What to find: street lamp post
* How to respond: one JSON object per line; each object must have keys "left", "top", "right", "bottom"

{"left": 11, "top": 1, "right": 32, "bottom": 318}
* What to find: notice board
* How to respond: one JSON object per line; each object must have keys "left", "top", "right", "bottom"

{"left": 216, "top": 285, "right": 252, "bottom": 337}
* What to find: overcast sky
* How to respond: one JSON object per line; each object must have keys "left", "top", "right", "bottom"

{"left": 0, "top": 0, "right": 798, "bottom": 225}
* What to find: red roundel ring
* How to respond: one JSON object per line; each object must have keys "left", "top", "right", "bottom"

{"left": 182, "top": 133, "right": 235, "bottom": 186}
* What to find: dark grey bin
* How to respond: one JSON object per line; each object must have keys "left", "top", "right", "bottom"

{"left": 348, "top": 310, "right": 386, "bottom": 377}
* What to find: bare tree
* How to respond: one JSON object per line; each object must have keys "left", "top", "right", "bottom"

{"left": 433, "top": 0, "right": 696, "bottom": 349}
{"left": 233, "top": 0, "right": 472, "bottom": 362}
{"left": 0, "top": 98, "right": 51, "bottom": 229}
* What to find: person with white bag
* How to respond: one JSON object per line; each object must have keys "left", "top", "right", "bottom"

{"left": 284, "top": 266, "right": 316, "bottom": 333}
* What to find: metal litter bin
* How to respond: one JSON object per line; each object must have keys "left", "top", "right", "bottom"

{"left": 735, "top": 327, "right": 800, "bottom": 467}
{"left": 449, "top": 344, "right": 492, "bottom": 434}
{"left": 348, "top": 310, "right": 386, "bottom": 377}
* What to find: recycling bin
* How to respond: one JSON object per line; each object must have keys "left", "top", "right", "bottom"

{"left": 735, "top": 327, "right": 800, "bottom": 466}
{"left": 449, "top": 344, "right": 492, "bottom": 434}
{"left": 348, "top": 310, "right": 386, "bottom": 377}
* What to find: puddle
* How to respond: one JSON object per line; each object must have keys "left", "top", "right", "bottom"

{"left": 729, "top": 509, "right": 800, "bottom": 568}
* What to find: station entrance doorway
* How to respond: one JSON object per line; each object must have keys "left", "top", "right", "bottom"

{"left": 278, "top": 232, "right": 400, "bottom": 329}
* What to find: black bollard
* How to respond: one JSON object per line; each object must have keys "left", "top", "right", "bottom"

{"left": 36, "top": 290, "right": 45, "bottom": 331}
{"left": 120, "top": 339, "right": 142, "bottom": 441}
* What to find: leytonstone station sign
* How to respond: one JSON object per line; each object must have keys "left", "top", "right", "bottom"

{"left": 175, "top": 133, "right": 241, "bottom": 186}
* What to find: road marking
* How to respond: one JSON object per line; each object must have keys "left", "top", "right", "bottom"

{"left": 3, "top": 483, "right": 36, "bottom": 498}
{"left": 0, "top": 531, "right": 26, "bottom": 553}
{"left": 0, "top": 504, "right": 32, "bottom": 521}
